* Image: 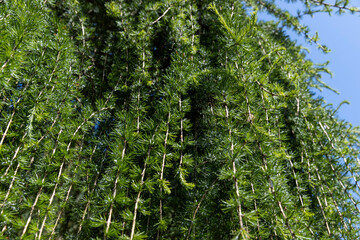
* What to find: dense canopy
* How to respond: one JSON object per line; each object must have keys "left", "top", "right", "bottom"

{"left": 1, "top": 0, "right": 360, "bottom": 239}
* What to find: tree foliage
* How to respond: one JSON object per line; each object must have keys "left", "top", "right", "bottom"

{"left": 1, "top": 0, "right": 360, "bottom": 239}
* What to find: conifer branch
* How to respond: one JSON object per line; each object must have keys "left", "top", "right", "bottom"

{"left": 105, "top": 140, "right": 126, "bottom": 237}
{"left": 151, "top": 7, "right": 171, "bottom": 25}
{"left": 130, "top": 128, "right": 158, "bottom": 240}
{"left": 1, "top": 49, "right": 61, "bottom": 156}
{"left": 223, "top": 95, "right": 244, "bottom": 230}
{"left": 302, "top": 145, "right": 331, "bottom": 235}
{"left": 257, "top": 141, "right": 296, "bottom": 239}
{"left": 186, "top": 179, "right": 217, "bottom": 240}
{"left": 2, "top": 145, "right": 21, "bottom": 178}
{"left": 310, "top": 121, "right": 360, "bottom": 213}
{"left": 179, "top": 97, "right": 184, "bottom": 168}
{"left": 37, "top": 51, "right": 62, "bottom": 98}
{"left": 0, "top": 35, "right": 24, "bottom": 72}
{"left": 326, "top": 184, "right": 349, "bottom": 231}
{"left": 0, "top": 163, "right": 20, "bottom": 214}
{"left": 37, "top": 161, "right": 65, "bottom": 239}
{"left": 20, "top": 128, "right": 63, "bottom": 238}
{"left": 288, "top": 158, "right": 304, "bottom": 206}
{"left": 74, "top": 9, "right": 86, "bottom": 48}
{"left": 1, "top": 61, "right": 66, "bottom": 211}
{"left": 310, "top": 0, "right": 360, "bottom": 12}
{"left": 66, "top": 108, "right": 107, "bottom": 151}
{"left": 0, "top": 97, "right": 21, "bottom": 147}
{"left": 49, "top": 166, "right": 78, "bottom": 239}
{"left": 241, "top": 68, "right": 295, "bottom": 237}
{"left": 316, "top": 193, "right": 332, "bottom": 235}
{"left": 303, "top": 118, "right": 359, "bottom": 234}
{"left": 319, "top": 121, "right": 360, "bottom": 190}
{"left": 20, "top": 180, "right": 45, "bottom": 239}
{"left": 157, "top": 112, "right": 171, "bottom": 239}
{"left": 1, "top": 92, "right": 70, "bottom": 214}
{"left": 250, "top": 183, "right": 261, "bottom": 238}
{"left": 136, "top": 48, "right": 146, "bottom": 133}
{"left": 78, "top": 146, "right": 107, "bottom": 233}
{"left": 268, "top": 93, "right": 316, "bottom": 236}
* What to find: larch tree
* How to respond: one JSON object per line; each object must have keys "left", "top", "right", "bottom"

{"left": 1, "top": 0, "right": 360, "bottom": 239}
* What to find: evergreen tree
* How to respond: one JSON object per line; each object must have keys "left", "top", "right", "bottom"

{"left": 1, "top": 0, "right": 360, "bottom": 239}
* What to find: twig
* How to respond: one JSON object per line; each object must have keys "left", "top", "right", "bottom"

{"left": 310, "top": 0, "right": 360, "bottom": 12}
{"left": 186, "top": 180, "right": 217, "bottom": 240}
{"left": 151, "top": 7, "right": 171, "bottom": 25}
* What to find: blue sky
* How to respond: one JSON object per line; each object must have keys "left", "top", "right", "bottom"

{"left": 259, "top": 1, "right": 360, "bottom": 126}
